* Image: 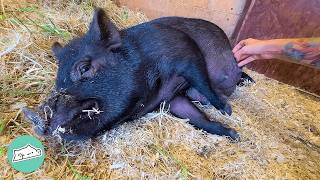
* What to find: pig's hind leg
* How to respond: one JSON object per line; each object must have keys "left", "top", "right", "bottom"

{"left": 169, "top": 96, "right": 239, "bottom": 140}
{"left": 178, "top": 62, "right": 231, "bottom": 115}
{"left": 186, "top": 88, "right": 209, "bottom": 105}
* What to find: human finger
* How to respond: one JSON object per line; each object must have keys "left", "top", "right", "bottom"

{"left": 234, "top": 47, "right": 250, "bottom": 62}
{"left": 238, "top": 55, "right": 258, "bottom": 67}
{"left": 232, "top": 39, "right": 247, "bottom": 53}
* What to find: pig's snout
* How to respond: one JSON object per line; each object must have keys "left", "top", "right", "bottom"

{"left": 23, "top": 90, "right": 103, "bottom": 139}
{"left": 44, "top": 94, "right": 102, "bottom": 132}
{"left": 23, "top": 107, "right": 47, "bottom": 136}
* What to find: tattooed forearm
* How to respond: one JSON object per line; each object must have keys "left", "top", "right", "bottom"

{"left": 283, "top": 42, "right": 305, "bottom": 61}
{"left": 282, "top": 38, "right": 320, "bottom": 68}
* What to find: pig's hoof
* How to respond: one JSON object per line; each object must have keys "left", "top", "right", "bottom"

{"left": 219, "top": 103, "right": 232, "bottom": 116}
{"left": 228, "top": 129, "right": 240, "bottom": 142}
{"left": 237, "top": 72, "right": 255, "bottom": 87}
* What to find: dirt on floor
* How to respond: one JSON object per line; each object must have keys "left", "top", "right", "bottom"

{"left": 1, "top": 0, "right": 320, "bottom": 179}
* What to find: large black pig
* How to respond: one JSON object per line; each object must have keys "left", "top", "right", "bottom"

{"left": 24, "top": 8, "right": 251, "bottom": 141}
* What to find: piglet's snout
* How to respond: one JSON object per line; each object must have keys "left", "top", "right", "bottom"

{"left": 23, "top": 90, "right": 101, "bottom": 137}
{"left": 23, "top": 107, "right": 47, "bottom": 136}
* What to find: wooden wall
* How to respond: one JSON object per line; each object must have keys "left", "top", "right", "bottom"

{"left": 235, "top": 0, "right": 320, "bottom": 95}
{"left": 115, "top": 0, "right": 247, "bottom": 37}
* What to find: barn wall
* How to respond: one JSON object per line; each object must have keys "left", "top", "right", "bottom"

{"left": 235, "top": 0, "right": 320, "bottom": 95}
{"left": 115, "top": 0, "right": 247, "bottom": 37}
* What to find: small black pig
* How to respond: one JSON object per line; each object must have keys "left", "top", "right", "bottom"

{"left": 24, "top": 8, "right": 252, "bottom": 141}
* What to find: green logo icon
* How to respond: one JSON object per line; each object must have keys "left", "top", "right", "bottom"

{"left": 7, "top": 135, "right": 45, "bottom": 173}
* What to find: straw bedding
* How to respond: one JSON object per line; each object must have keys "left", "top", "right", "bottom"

{"left": 0, "top": 0, "right": 319, "bottom": 179}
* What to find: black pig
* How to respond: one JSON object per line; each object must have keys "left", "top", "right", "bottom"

{"left": 24, "top": 8, "right": 250, "bottom": 141}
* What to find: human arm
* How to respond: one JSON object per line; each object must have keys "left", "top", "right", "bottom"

{"left": 233, "top": 38, "right": 320, "bottom": 68}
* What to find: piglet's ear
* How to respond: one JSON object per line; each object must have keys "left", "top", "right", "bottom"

{"left": 52, "top": 42, "right": 62, "bottom": 63}
{"left": 87, "top": 8, "right": 121, "bottom": 49}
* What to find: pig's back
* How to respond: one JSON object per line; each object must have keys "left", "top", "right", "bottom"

{"left": 151, "top": 17, "right": 231, "bottom": 52}
{"left": 123, "top": 17, "right": 235, "bottom": 64}
{"left": 140, "top": 17, "right": 241, "bottom": 96}
{"left": 120, "top": 17, "right": 208, "bottom": 64}
{"left": 120, "top": 17, "right": 240, "bottom": 94}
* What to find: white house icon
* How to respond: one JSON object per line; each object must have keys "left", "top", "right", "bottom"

{"left": 12, "top": 144, "right": 42, "bottom": 163}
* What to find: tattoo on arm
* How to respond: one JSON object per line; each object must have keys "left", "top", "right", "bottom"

{"left": 283, "top": 38, "right": 320, "bottom": 68}
{"left": 313, "top": 60, "right": 320, "bottom": 67}
{"left": 283, "top": 42, "right": 305, "bottom": 61}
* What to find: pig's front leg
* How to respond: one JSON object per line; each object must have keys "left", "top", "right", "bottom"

{"left": 169, "top": 96, "right": 239, "bottom": 140}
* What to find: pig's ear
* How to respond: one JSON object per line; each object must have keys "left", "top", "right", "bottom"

{"left": 88, "top": 8, "right": 121, "bottom": 49}
{"left": 52, "top": 42, "right": 62, "bottom": 62}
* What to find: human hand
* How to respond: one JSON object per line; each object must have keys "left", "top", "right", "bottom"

{"left": 232, "top": 38, "right": 284, "bottom": 67}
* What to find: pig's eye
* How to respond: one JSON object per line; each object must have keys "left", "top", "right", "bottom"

{"left": 71, "top": 56, "right": 103, "bottom": 82}
{"left": 79, "top": 63, "right": 91, "bottom": 75}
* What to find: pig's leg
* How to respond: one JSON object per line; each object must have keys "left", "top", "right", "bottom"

{"left": 186, "top": 88, "right": 209, "bottom": 105}
{"left": 169, "top": 96, "right": 239, "bottom": 140}
{"left": 134, "top": 75, "right": 188, "bottom": 118}
{"left": 237, "top": 72, "right": 255, "bottom": 86}
{"left": 179, "top": 62, "right": 232, "bottom": 115}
